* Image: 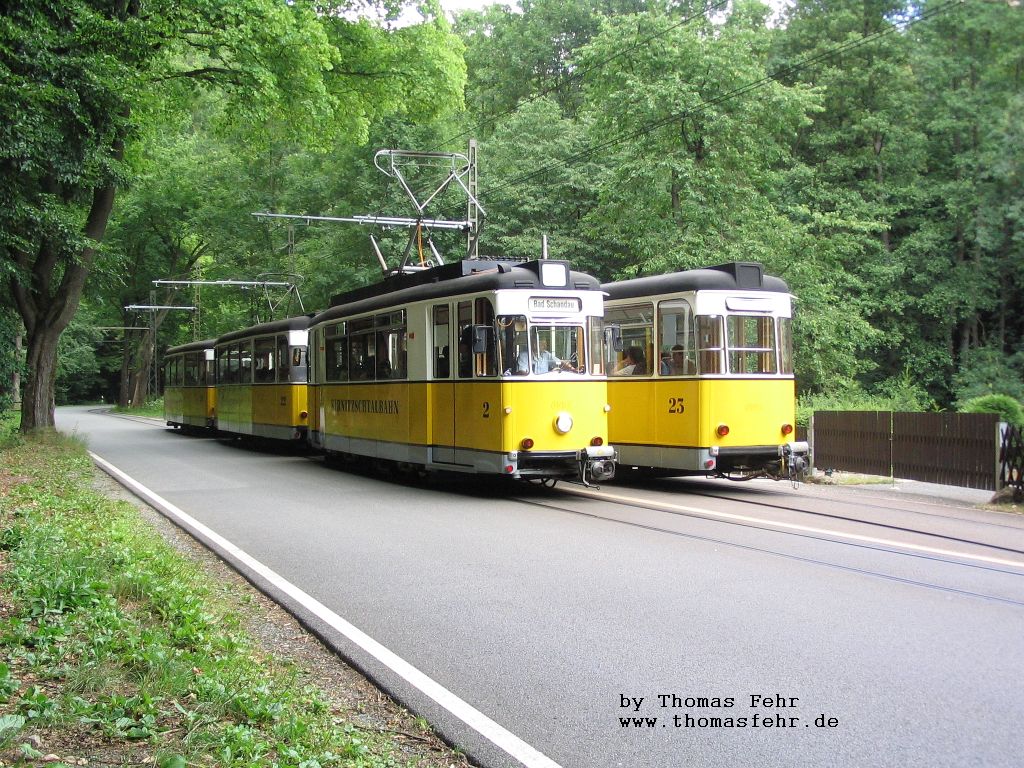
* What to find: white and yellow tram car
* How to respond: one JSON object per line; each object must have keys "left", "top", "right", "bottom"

{"left": 214, "top": 316, "right": 311, "bottom": 442}
{"left": 603, "top": 262, "right": 808, "bottom": 478}
{"left": 164, "top": 339, "right": 217, "bottom": 431}
{"left": 308, "top": 259, "right": 616, "bottom": 484}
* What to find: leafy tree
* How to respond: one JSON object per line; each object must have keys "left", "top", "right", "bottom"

{"left": 905, "top": 0, "right": 1024, "bottom": 401}
{"left": 1, "top": 0, "right": 465, "bottom": 429}
{"left": 951, "top": 345, "right": 1024, "bottom": 405}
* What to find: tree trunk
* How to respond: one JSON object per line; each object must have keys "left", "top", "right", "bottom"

{"left": 118, "top": 331, "right": 133, "bottom": 408}
{"left": 20, "top": 326, "right": 61, "bottom": 432}
{"left": 11, "top": 155, "right": 121, "bottom": 431}
{"left": 130, "top": 332, "right": 155, "bottom": 406}
{"left": 12, "top": 332, "right": 21, "bottom": 406}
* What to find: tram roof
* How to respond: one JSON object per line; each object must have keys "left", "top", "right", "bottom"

{"left": 602, "top": 262, "right": 789, "bottom": 301}
{"left": 314, "top": 259, "right": 601, "bottom": 324}
{"left": 165, "top": 338, "right": 217, "bottom": 355}
{"left": 216, "top": 315, "right": 313, "bottom": 345}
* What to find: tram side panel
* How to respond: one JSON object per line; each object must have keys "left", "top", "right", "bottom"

{"left": 251, "top": 383, "right": 309, "bottom": 441}
{"left": 319, "top": 381, "right": 416, "bottom": 462}
{"left": 697, "top": 378, "right": 796, "bottom": 449}
{"left": 216, "top": 383, "right": 253, "bottom": 436}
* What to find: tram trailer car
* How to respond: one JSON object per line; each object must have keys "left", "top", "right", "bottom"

{"left": 603, "top": 262, "right": 808, "bottom": 480}
{"left": 213, "top": 316, "right": 312, "bottom": 442}
{"left": 164, "top": 339, "right": 217, "bottom": 431}
{"left": 308, "top": 258, "right": 617, "bottom": 484}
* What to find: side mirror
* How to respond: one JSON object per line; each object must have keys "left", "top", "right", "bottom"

{"left": 605, "top": 326, "right": 623, "bottom": 352}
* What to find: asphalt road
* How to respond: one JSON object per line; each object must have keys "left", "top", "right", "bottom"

{"left": 58, "top": 406, "right": 1024, "bottom": 768}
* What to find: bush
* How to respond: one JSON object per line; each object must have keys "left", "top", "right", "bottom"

{"left": 959, "top": 394, "right": 1024, "bottom": 427}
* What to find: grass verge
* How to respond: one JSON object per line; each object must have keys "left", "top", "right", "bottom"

{"left": 112, "top": 398, "right": 164, "bottom": 419}
{"left": 0, "top": 418, "right": 467, "bottom": 767}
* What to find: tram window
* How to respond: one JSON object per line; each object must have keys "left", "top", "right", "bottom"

{"left": 588, "top": 317, "right": 604, "bottom": 375}
{"left": 239, "top": 341, "right": 253, "bottom": 383}
{"left": 457, "top": 301, "right": 473, "bottom": 378}
{"left": 375, "top": 329, "right": 404, "bottom": 380}
{"left": 223, "top": 344, "right": 237, "bottom": 383}
{"left": 527, "top": 325, "right": 584, "bottom": 374}
{"left": 433, "top": 305, "right": 450, "bottom": 378}
{"left": 658, "top": 301, "right": 698, "bottom": 375}
{"left": 371, "top": 310, "right": 406, "bottom": 380}
{"left": 606, "top": 303, "right": 654, "bottom": 376}
{"left": 726, "top": 315, "right": 776, "bottom": 374}
{"left": 697, "top": 316, "right": 724, "bottom": 374}
{"left": 216, "top": 348, "right": 227, "bottom": 383}
{"left": 204, "top": 353, "right": 215, "bottom": 385}
{"left": 497, "top": 315, "right": 529, "bottom": 376}
{"left": 348, "top": 317, "right": 374, "bottom": 381}
{"left": 779, "top": 318, "right": 794, "bottom": 374}
{"left": 184, "top": 353, "right": 198, "bottom": 386}
{"left": 325, "top": 336, "right": 348, "bottom": 382}
{"left": 254, "top": 337, "right": 275, "bottom": 383}
{"left": 474, "top": 298, "right": 496, "bottom": 377}
{"left": 289, "top": 346, "right": 307, "bottom": 382}
{"left": 434, "top": 307, "right": 450, "bottom": 378}
{"left": 274, "top": 335, "right": 289, "bottom": 382}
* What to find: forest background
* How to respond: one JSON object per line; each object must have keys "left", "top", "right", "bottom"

{"left": 2, "top": 0, "right": 1022, "bottom": 429}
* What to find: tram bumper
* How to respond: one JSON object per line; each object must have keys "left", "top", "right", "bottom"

{"left": 508, "top": 445, "right": 617, "bottom": 484}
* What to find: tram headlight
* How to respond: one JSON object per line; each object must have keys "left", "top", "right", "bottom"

{"left": 554, "top": 412, "right": 573, "bottom": 434}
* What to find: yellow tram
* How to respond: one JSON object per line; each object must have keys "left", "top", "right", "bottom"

{"left": 603, "top": 262, "right": 808, "bottom": 479}
{"left": 163, "top": 339, "right": 217, "bottom": 431}
{"left": 213, "top": 316, "right": 311, "bottom": 442}
{"left": 308, "top": 259, "right": 616, "bottom": 484}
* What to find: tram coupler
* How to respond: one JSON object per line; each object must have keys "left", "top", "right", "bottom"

{"left": 780, "top": 441, "right": 810, "bottom": 486}
{"left": 578, "top": 446, "right": 617, "bottom": 487}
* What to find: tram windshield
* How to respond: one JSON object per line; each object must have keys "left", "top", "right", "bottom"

{"left": 725, "top": 314, "right": 777, "bottom": 374}
{"left": 496, "top": 316, "right": 585, "bottom": 375}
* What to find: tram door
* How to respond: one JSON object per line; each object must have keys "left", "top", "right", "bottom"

{"left": 430, "top": 303, "right": 458, "bottom": 464}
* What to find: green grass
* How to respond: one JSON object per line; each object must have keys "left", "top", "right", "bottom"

{"left": 112, "top": 397, "right": 165, "bottom": 419}
{"left": 0, "top": 419, "right": 443, "bottom": 766}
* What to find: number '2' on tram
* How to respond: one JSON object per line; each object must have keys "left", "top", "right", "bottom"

{"left": 307, "top": 258, "right": 617, "bottom": 484}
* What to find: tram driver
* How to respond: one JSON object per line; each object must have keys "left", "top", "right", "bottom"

{"left": 517, "top": 337, "right": 575, "bottom": 374}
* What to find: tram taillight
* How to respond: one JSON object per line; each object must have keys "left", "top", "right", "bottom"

{"left": 716, "top": 424, "right": 730, "bottom": 437}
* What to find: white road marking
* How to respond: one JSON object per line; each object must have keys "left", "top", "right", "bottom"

{"left": 90, "top": 452, "right": 563, "bottom": 768}
{"left": 569, "top": 487, "right": 1024, "bottom": 570}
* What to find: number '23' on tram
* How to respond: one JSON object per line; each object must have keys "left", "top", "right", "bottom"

{"left": 307, "top": 258, "right": 617, "bottom": 484}
{"left": 602, "top": 262, "right": 808, "bottom": 479}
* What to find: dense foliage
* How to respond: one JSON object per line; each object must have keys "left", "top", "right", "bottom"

{"left": 1, "top": 0, "right": 1021, "bottom": 417}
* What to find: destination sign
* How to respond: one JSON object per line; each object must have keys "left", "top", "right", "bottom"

{"left": 529, "top": 297, "right": 581, "bottom": 313}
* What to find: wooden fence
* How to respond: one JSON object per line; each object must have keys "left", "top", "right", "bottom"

{"left": 811, "top": 411, "right": 1001, "bottom": 491}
